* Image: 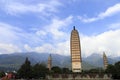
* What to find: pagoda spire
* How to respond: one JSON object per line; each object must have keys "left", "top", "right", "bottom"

{"left": 73, "top": 26, "right": 75, "bottom": 30}
{"left": 103, "top": 52, "right": 108, "bottom": 70}
{"left": 48, "top": 54, "right": 52, "bottom": 71}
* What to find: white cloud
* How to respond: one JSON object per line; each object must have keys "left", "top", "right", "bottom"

{"left": 24, "top": 28, "right": 120, "bottom": 57}
{"left": 30, "top": 16, "right": 73, "bottom": 55}
{"left": 35, "top": 44, "right": 54, "bottom": 53}
{"left": 36, "top": 30, "right": 47, "bottom": 36}
{"left": 47, "top": 16, "right": 73, "bottom": 40}
{"left": 25, "top": 28, "right": 120, "bottom": 57}
{"left": 36, "top": 16, "right": 73, "bottom": 40}
{"left": 24, "top": 44, "right": 33, "bottom": 52}
{"left": 108, "top": 22, "right": 120, "bottom": 29}
{"left": 0, "top": 43, "right": 21, "bottom": 54}
{"left": 24, "top": 16, "right": 73, "bottom": 55}
{"left": 81, "top": 29, "right": 120, "bottom": 57}
{"left": 0, "top": 13, "right": 120, "bottom": 57}
{"left": 78, "top": 3, "right": 120, "bottom": 23}
{"left": 0, "top": 22, "right": 26, "bottom": 54}
{"left": 55, "top": 40, "right": 70, "bottom": 55}
{"left": 24, "top": 41, "right": 70, "bottom": 56}
{"left": 0, "top": 22, "right": 44, "bottom": 53}
{"left": 24, "top": 43, "right": 56, "bottom": 54}
{"left": 0, "top": 21, "right": 120, "bottom": 57}
{"left": 0, "top": 16, "right": 73, "bottom": 55}
{"left": 0, "top": 0, "right": 62, "bottom": 16}
{"left": 0, "top": 22, "right": 22, "bottom": 43}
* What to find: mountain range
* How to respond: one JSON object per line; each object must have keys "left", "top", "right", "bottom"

{"left": 0, "top": 52, "right": 119, "bottom": 71}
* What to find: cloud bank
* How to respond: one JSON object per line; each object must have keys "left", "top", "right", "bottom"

{"left": 0, "top": 21, "right": 120, "bottom": 57}
{"left": 0, "top": 0, "right": 120, "bottom": 58}
{"left": 78, "top": 3, "right": 120, "bottom": 23}
{"left": 0, "top": 0, "right": 61, "bottom": 16}
{"left": 81, "top": 29, "right": 120, "bottom": 57}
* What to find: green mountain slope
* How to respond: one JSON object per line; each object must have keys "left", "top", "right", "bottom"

{"left": 0, "top": 52, "right": 118, "bottom": 71}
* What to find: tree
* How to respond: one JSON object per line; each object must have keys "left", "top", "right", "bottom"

{"left": 32, "top": 63, "right": 48, "bottom": 79}
{"left": 114, "top": 61, "right": 120, "bottom": 79}
{"left": 105, "top": 61, "right": 120, "bottom": 79}
{"left": 17, "top": 57, "right": 32, "bottom": 79}
{"left": 62, "top": 68, "right": 70, "bottom": 73}
{"left": 89, "top": 69, "right": 99, "bottom": 73}
{"left": 51, "top": 66, "right": 62, "bottom": 73}
{"left": 84, "top": 68, "right": 104, "bottom": 74}
{"left": 0, "top": 71, "right": 5, "bottom": 78}
{"left": 105, "top": 64, "right": 116, "bottom": 74}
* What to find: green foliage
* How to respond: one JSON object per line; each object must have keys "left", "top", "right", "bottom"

{"left": 62, "top": 68, "right": 70, "bottom": 73}
{"left": 82, "top": 68, "right": 104, "bottom": 74}
{"left": 105, "top": 64, "right": 116, "bottom": 73}
{"left": 51, "top": 67, "right": 71, "bottom": 74}
{"left": 105, "top": 61, "right": 120, "bottom": 79}
{"left": 32, "top": 63, "right": 49, "bottom": 79}
{"left": 88, "top": 69, "right": 100, "bottom": 73}
{"left": 51, "top": 66, "right": 62, "bottom": 73}
{"left": 0, "top": 71, "right": 5, "bottom": 78}
{"left": 17, "top": 57, "right": 32, "bottom": 79}
{"left": 17, "top": 58, "right": 49, "bottom": 79}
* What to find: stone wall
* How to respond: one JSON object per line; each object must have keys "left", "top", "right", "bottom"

{"left": 46, "top": 74, "right": 112, "bottom": 80}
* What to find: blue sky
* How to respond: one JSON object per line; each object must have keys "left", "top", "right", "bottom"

{"left": 0, "top": 0, "right": 120, "bottom": 57}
